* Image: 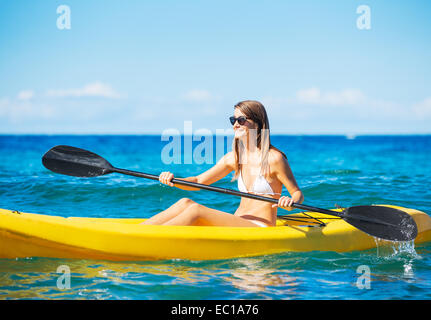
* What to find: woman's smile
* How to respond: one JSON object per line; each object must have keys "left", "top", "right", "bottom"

{"left": 234, "top": 126, "right": 247, "bottom": 138}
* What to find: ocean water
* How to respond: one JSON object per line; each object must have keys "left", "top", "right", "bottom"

{"left": 0, "top": 134, "right": 430, "bottom": 300}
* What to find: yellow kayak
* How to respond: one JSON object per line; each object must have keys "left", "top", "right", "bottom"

{"left": 1, "top": 205, "right": 430, "bottom": 261}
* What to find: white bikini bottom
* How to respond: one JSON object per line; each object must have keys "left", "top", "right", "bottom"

{"left": 249, "top": 220, "right": 269, "bottom": 228}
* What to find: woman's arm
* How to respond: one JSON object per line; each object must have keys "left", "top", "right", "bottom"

{"left": 270, "top": 151, "right": 304, "bottom": 210}
{"left": 159, "top": 152, "right": 235, "bottom": 191}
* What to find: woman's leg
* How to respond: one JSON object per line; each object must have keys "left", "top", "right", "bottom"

{"left": 162, "top": 203, "right": 267, "bottom": 227}
{"left": 141, "top": 198, "right": 196, "bottom": 225}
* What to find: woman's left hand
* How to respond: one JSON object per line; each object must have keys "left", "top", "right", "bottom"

{"left": 272, "top": 196, "right": 295, "bottom": 211}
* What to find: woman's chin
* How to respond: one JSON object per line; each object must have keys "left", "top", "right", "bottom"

{"left": 234, "top": 130, "right": 247, "bottom": 139}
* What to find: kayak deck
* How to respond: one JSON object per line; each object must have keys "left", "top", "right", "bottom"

{"left": 0, "top": 205, "right": 430, "bottom": 261}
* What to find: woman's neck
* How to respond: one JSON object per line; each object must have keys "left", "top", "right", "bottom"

{"left": 242, "top": 134, "right": 260, "bottom": 153}
{"left": 240, "top": 147, "right": 261, "bottom": 168}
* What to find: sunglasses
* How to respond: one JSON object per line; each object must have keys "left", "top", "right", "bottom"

{"left": 229, "top": 116, "right": 248, "bottom": 125}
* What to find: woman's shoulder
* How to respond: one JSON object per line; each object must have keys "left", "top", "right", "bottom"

{"left": 268, "top": 147, "right": 287, "bottom": 164}
{"left": 268, "top": 147, "right": 291, "bottom": 176}
{"left": 218, "top": 151, "right": 236, "bottom": 168}
{"left": 223, "top": 151, "right": 235, "bottom": 161}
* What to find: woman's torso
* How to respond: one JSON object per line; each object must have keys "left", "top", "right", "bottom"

{"left": 233, "top": 164, "right": 282, "bottom": 226}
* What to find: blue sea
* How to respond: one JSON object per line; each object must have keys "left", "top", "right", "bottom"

{"left": 0, "top": 134, "right": 430, "bottom": 300}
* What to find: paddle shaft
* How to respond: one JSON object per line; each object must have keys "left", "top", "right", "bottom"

{"left": 112, "top": 167, "right": 342, "bottom": 218}
{"left": 113, "top": 167, "right": 405, "bottom": 227}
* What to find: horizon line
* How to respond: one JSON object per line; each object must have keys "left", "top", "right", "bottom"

{"left": 1, "top": 132, "right": 431, "bottom": 136}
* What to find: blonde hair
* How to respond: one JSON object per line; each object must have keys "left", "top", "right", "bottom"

{"left": 232, "top": 100, "right": 286, "bottom": 180}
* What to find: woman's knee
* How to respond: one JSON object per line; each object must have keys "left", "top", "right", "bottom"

{"left": 177, "top": 198, "right": 195, "bottom": 207}
{"left": 188, "top": 202, "right": 201, "bottom": 211}
{"left": 181, "top": 203, "right": 203, "bottom": 223}
{"left": 183, "top": 203, "right": 203, "bottom": 218}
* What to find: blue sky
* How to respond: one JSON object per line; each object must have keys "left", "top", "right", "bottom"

{"left": 0, "top": 0, "right": 430, "bottom": 134}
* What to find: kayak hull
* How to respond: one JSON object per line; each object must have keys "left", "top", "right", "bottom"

{"left": 1, "top": 205, "right": 430, "bottom": 261}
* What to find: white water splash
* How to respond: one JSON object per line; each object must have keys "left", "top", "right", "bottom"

{"left": 373, "top": 238, "right": 420, "bottom": 259}
{"left": 373, "top": 238, "right": 422, "bottom": 281}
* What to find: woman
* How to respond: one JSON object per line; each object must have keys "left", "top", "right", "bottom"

{"left": 142, "top": 100, "right": 304, "bottom": 227}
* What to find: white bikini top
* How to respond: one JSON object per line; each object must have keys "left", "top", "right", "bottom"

{"left": 237, "top": 171, "right": 280, "bottom": 195}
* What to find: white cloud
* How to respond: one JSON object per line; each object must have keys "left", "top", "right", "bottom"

{"left": 266, "top": 87, "right": 412, "bottom": 121}
{"left": 412, "top": 97, "right": 431, "bottom": 117}
{"left": 261, "top": 87, "right": 431, "bottom": 133}
{"left": 0, "top": 98, "right": 56, "bottom": 121}
{"left": 177, "top": 89, "right": 222, "bottom": 117}
{"left": 0, "top": 97, "right": 10, "bottom": 108}
{"left": 181, "top": 89, "right": 212, "bottom": 102}
{"left": 296, "top": 87, "right": 320, "bottom": 104}
{"left": 296, "top": 87, "right": 366, "bottom": 106}
{"left": 1, "top": 84, "right": 430, "bottom": 134}
{"left": 17, "top": 90, "right": 34, "bottom": 101}
{"left": 45, "top": 82, "right": 121, "bottom": 99}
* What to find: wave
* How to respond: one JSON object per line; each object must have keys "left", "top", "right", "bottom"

{"left": 322, "top": 169, "right": 361, "bottom": 175}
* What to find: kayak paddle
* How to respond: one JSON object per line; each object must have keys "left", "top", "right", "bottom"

{"left": 42, "top": 145, "right": 418, "bottom": 242}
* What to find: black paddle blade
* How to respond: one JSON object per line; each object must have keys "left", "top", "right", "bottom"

{"left": 343, "top": 205, "right": 418, "bottom": 242}
{"left": 42, "top": 145, "right": 114, "bottom": 177}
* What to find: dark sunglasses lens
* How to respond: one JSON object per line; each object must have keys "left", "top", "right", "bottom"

{"left": 230, "top": 116, "right": 247, "bottom": 125}
{"left": 238, "top": 117, "right": 246, "bottom": 125}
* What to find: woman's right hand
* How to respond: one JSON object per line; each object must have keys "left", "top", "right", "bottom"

{"left": 159, "top": 171, "right": 175, "bottom": 187}
{"left": 272, "top": 196, "right": 295, "bottom": 211}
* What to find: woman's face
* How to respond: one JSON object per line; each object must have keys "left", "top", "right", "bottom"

{"left": 232, "top": 108, "right": 257, "bottom": 140}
